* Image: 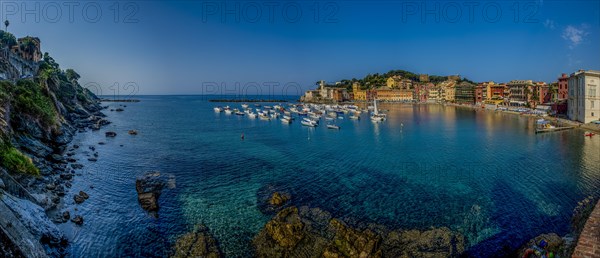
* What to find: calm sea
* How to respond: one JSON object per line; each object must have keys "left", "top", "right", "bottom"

{"left": 57, "top": 95, "right": 600, "bottom": 257}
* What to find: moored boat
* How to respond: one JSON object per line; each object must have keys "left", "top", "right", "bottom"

{"left": 327, "top": 124, "right": 340, "bottom": 130}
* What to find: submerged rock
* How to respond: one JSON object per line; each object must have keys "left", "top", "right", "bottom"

{"left": 105, "top": 131, "right": 117, "bottom": 137}
{"left": 172, "top": 224, "right": 221, "bottom": 258}
{"left": 253, "top": 205, "right": 465, "bottom": 258}
{"left": 381, "top": 227, "right": 464, "bottom": 258}
{"left": 269, "top": 192, "right": 290, "bottom": 207}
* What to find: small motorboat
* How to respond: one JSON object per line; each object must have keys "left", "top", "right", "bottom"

{"left": 327, "top": 124, "right": 340, "bottom": 130}
{"left": 235, "top": 111, "right": 245, "bottom": 116}
{"left": 224, "top": 109, "right": 233, "bottom": 114}
{"left": 584, "top": 132, "right": 596, "bottom": 137}
{"left": 281, "top": 118, "right": 291, "bottom": 124}
{"left": 301, "top": 120, "right": 317, "bottom": 127}
{"left": 349, "top": 115, "right": 360, "bottom": 120}
{"left": 241, "top": 103, "right": 249, "bottom": 109}
{"left": 213, "top": 107, "right": 223, "bottom": 112}
{"left": 248, "top": 113, "right": 257, "bottom": 119}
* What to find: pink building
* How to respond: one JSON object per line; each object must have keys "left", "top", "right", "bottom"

{"left": 557, "top": 73, "right": 568, "bottom": 100}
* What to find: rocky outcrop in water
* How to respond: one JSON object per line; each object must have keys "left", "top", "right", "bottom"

{"left": 172, "top": 224, "right": 221, "bottom": 258}
{"left": 135, "top": 171, "right": 176, "bottom": 213}
{"left": 253, "top": 205, "right": 465, "bottom": 258}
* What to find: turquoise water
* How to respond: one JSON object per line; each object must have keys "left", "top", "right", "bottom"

{"left": 58, "top": 95, "right": 600, "bottom": 257}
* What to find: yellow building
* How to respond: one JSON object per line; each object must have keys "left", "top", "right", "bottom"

{"left": 352, "top": 82, "right": 367, "bottom": 101}
{"left": 374, "top": 87, "right": 413, "bottom": 102}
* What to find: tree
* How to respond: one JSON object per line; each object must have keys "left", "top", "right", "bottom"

{"left": 65, "top": 69, "right": 80, "bottom": 84}
{"left": 4, "top": 20, "right": 8, "bottom": 31}
{"left": 0, "top": 30, "right": 16, "bottom": 48}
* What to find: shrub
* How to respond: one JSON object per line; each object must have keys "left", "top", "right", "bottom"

{"left": 0, "top": 140, "right": 39, "bottom": 176}
{"left": 12, "top": 80, "right": 57, "bottom": 127}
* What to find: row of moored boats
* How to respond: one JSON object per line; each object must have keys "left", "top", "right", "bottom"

{"left": 213, "top": 99, "right": 387, "bottom": 129}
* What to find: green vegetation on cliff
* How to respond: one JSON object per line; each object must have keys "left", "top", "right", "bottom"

{"left": 0, "top": 138, "right": 39, "bottom": 176}
{"left": 10, "top": 80, "right": 58, "bottom": 127}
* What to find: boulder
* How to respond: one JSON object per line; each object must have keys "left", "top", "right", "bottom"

{"left": 79, "top": 191, "right": 89, "bottom": 199}
{"left": 128, "top": 130, "right": 138, "bottom": 135}
{"left": 324, "top": 218, "right": 382, "bottom": 258}
{"left": 172, "top": 224, "right": 221, "bottom": 258}
{"left": 265, "top": 207, "right": 305, "bottom": 249}
{"left": 269, "top": 192, "right": 290, "bottom": 207}
{"left": 73, "top": 194, "right": 85, "bottom": 204}
{"left": 105, "top": 131, "right": 117, "bottom": 137}
{"left": 71, "top": 215, "right": 83, "bottom": 225}
{"left": 381, "top": 227, "right": 465, "bottom": 258}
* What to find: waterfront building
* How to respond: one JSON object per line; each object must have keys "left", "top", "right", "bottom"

{"left": 455, "top": 82, "right": 476, "bottom": 105}
{"left": 428, "top": 87, "right": 441, "bottom": 102}
{"left": 373, "top": 86, "right": 413, "bottom": 102}
{"left": 301, "top": 80, "right": 349, "bottom": 103}
{"left": 439, "top": 80, "right": 457, "bottom": 102}
{"left": 558, "top": 73, "right": 569, "bottom": 100}
{"left": 568, "top": 70, "right": 600, "bottom": 123}
{"left": 475, "top": 84, "right": 484, "bottom": 105}
{"left": 536, "top": 82, "right": 551, "bottom": 105}
{"left": 507, "top": 80, "right": 534, "bottom": 106}
{"left": 352, "top": 82, "right": 367, "bottom": 101}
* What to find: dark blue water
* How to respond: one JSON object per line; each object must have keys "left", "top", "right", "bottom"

{"left": 58, "top": 95, "right": 600, "bottom": 257}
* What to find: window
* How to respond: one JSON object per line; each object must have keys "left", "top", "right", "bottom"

{"left": 592, "top": 101, "right": 595, "bottom": 109}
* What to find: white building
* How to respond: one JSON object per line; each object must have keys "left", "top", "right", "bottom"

{"left": 568, "top": 70, "right": 600, "bottom": 123}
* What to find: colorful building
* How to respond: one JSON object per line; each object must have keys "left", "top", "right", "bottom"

{"left": 455, "top": 82, "right": 476, "bottom": 104}
{"left": 558, "top": 73, "right": 569, "bottom": 100}
{"left": 507, "top": 80, "right": 534, "bottom": 106}
{"left": 568, "top": 70, "right": 600, "bottom": 123}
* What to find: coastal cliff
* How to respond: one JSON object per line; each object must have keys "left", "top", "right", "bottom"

{"left": 0, "top": 31, "right": 105, "bottom": 257}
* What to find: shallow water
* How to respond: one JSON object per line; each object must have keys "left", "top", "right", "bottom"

{"left": 58, "top": 96, "right": 600, "bottom": 257}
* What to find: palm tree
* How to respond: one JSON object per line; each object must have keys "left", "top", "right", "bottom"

{"left": 4, "top": 20, "right": 8, "bottom": 32}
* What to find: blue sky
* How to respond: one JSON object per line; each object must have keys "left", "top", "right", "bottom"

{"left": 2, "top": 0, "right": 599, "bottom": 95}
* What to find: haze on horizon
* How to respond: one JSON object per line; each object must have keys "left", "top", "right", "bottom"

{"left": 2, "top": 0, "right": 599, "bottom": 96}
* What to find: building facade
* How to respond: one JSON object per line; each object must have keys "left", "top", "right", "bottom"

{"left": 568, "top": 70, "right": 600, "bottom": 123}
{"left": 507, "top": 80, "right": 534, "bottom": 106}
{"left": 455, "top": 82, "right": 476, "bottom": 104}
{"left": 558, "top": 73, "right": 569, "bottom": 100}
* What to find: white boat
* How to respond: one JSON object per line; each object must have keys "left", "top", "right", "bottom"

{"left": 370, "top": 99, "right": 386, "bottom": 122}
{"left": 301, "top": 120, "right": 317, "bottom": 127}
{"left": 259, "top": 114, "right": 271, "bottom": 120}
{"left": 235, "top": 111, "right": 245, "bottom": 116}
{"left": 337, "top": 116, "right": 344, "bottom": 119}
{"left": 224, "top": 109, "right": 233, "bottom": 114}
{"left": 325, "top": 117, "right": 335, "bottom": 121}
{"left": 241, "top": 104, "right": 249, "bottom": 109}
{"left": 283, "top": 115, "right": 293, "bottom": 120}
{"left": 349, "top": 115, "right": 360, "bottom": 120}
{"left": 327, "top": 124, "right": 340, "bottom": 130}
{"left": 280, "top": 118, "right": 291, "bottom": 124}
{"left": 248, "top": 113, "right": 257, "bottom": 119}
{"left": 213, "top": 107, "right": 223, "bottom": 112}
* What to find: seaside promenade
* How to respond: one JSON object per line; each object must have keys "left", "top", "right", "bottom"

{"left": 573, "top": 200, "right": 600, "bottom": 258}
